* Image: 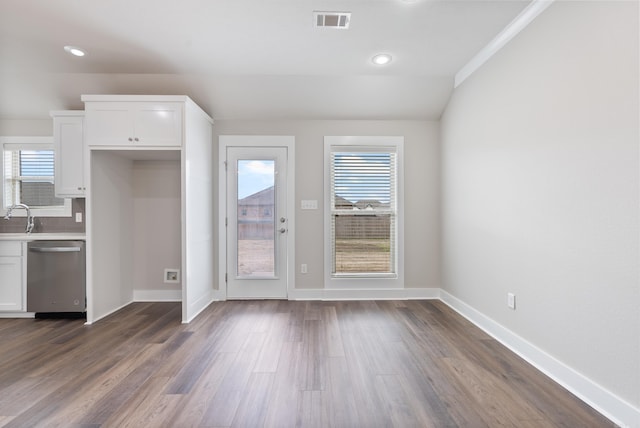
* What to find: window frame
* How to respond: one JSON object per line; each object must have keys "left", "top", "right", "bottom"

{"left": 0, "top": 136, "right": 71, "bottom": 218}
{"left": 324, "top": 136, "right": 404, "bottom": 289}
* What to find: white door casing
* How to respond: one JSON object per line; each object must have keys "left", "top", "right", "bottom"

{"left": 219, "top": 136, "right": 295, "bottom": 300}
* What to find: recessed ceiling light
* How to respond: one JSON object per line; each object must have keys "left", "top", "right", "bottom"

{"left": 372, "top": 53, "right": 392, "bottom": 66}
{"left": 64, "top": 46, "right": 85, "bottom": 57}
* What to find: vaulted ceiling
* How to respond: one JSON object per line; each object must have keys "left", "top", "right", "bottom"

{"left": 0, "top": 0, "right": 530, "bottom": 121}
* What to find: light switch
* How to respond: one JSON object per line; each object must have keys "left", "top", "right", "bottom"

{"left": 301, "top": 200, "right": 318, "bottom": 210}
{"left": 75, "top": 212, "right": 82, "bottom": 223}
{"left": 507, "top": 293, "right": 516, "bottom": 310}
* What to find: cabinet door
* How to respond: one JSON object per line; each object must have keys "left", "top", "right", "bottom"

{"left": 84, "top": 102, "right": 183, "bottom": 147}
{"left": 133, "top": 103, "right": 183, "bottom": 147}
{"left": 54, "top": 115, "right": 85, "bottom": 197}
{"left": 0, "top": 257, "right": 23, "bottom": 312}
{"left": 84, "top": 105, "right": 132, "bottom": 146}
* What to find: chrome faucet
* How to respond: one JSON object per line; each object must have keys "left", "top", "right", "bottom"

{"left": 4, "top": 203, "right": 35, "bottom": 234}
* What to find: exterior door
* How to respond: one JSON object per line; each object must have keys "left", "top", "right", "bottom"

{"left": 226, "top": 146, "right": 289, "bottom": 298}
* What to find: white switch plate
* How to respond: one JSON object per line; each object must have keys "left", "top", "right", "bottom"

{"left": 75, "top": 212, "right": 82, "bottom": 223}
{"left": 507, "top": 293, "right": 516, "bottom": 310}
{"left": 301, "top": 264, "right": 308, "bottom": 274}
{"left": 301, "top": 200, "right": 318, "bottom": 210}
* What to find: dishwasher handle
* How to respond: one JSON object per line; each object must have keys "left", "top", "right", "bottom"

{"left": 29, "top": 246, "right": 82, "bottom": 253}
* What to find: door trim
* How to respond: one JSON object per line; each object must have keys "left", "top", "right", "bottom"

{"left": 218, "top": 136, "right": 295, "bottom": 300}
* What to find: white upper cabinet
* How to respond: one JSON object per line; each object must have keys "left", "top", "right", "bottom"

{"left": 51, "top": 111, "right": 85, "bottom": 197}
{"left": 82, "top": 98, "right": 183, "bottom": 147}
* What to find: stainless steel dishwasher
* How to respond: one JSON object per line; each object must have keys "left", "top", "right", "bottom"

{"left": 27, "top": 240, "right": 86, "bottom": 317}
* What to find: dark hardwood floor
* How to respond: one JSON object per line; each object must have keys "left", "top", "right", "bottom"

{"left": 0, "top": 300, "right": 613, "bottom": 427}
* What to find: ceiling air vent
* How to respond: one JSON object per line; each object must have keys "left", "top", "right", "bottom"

{"left": 314, "top": 11, "right": 351, "bottom": 29}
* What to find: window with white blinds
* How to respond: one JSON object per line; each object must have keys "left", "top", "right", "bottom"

{"left": 1, "top": 137, "right": 70, "bottom": 217}
{"left": 325, "top": 136, "right": 404, "bottom": 285}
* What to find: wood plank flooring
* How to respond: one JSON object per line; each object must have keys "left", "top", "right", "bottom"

{"left": 0, "top": 300, "right": 614, "bottom": 427}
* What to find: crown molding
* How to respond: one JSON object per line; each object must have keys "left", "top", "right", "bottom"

{"left": 455, "top": 0, "right": 555, "bottom": 88}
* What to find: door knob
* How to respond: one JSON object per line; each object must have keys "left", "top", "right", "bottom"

{"left": 280, "top": 217, "right": 286, "bottom": 223}
{"left": 279, "top": 228, "right": 287, "bottom": 234}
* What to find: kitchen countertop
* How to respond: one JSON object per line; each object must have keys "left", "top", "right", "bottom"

{"left": 0, "top": 233, "right": 86, "bottom": 241}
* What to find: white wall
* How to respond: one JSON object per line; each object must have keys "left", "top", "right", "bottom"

{"left": 441, "top": 0, "right": 639, "bottom": 420}
{"left": 214, "top": 120, "right": 440, "bottom": 291}
{"left": 182, "top": 101, "right": 215, "bottom": 322}
{"left": 90, "top": 151, "right": 135, "bottom": 321}
{"left": 0, "top": 119, "right": 51, "bottom": 136}
{"left": 132, "top": 160, "right": 181, "bottom": 297}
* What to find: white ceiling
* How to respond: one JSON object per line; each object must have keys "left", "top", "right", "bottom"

{"left": 0, "top": 0, "right": 530, "bottom": 121}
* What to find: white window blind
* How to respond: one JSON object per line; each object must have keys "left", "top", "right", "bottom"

{"left": 330, "top": 146, "right": 397, "bottom": 276}
{"left": 3, "top": 144, "right": 63, "bottom": 208}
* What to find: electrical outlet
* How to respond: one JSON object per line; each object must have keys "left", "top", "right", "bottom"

{"left": 164, "top": 269, "right": 180, "bottom": 283}
{"left": 507, "top": 293, "right": 516, "bottom": 310}
{"left": 301, "top": 264, "right": 308, "bottom": 274}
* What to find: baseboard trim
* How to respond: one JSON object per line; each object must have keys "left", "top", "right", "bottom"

{"left": 0, "top": 312, "right": 35, "bottom": 319}
{"left": 439, "top": 290, "right": 640, "bottom": 428}
{"left": 182, "top": 290, "right": 215, "bottom": 324}
{"left": 133, "top": 289, "right": 182, "bottom": 302}
{"left": 87, "top": 300, "right": 132, "bottom": 325}
{"left": 289, "top": 287, "right": 440, "bottom": 301}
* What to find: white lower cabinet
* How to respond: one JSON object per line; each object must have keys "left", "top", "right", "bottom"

{"left": 0, "top": 242, "right": 24, "bottom": 312}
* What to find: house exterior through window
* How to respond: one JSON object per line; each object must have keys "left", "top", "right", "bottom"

{"left": 237, "top": 185, "right": 275, "bottom": 239}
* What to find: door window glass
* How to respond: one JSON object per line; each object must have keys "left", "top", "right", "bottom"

{"left": 236, "top": 160, "right": 276, "bottom": 277}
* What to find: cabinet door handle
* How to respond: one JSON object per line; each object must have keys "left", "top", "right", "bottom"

{"left": 134, "top": 137, "right": 139, "bottom": 142}
{"left": 128, "top": 137, "right": 133, "bottom": 142}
